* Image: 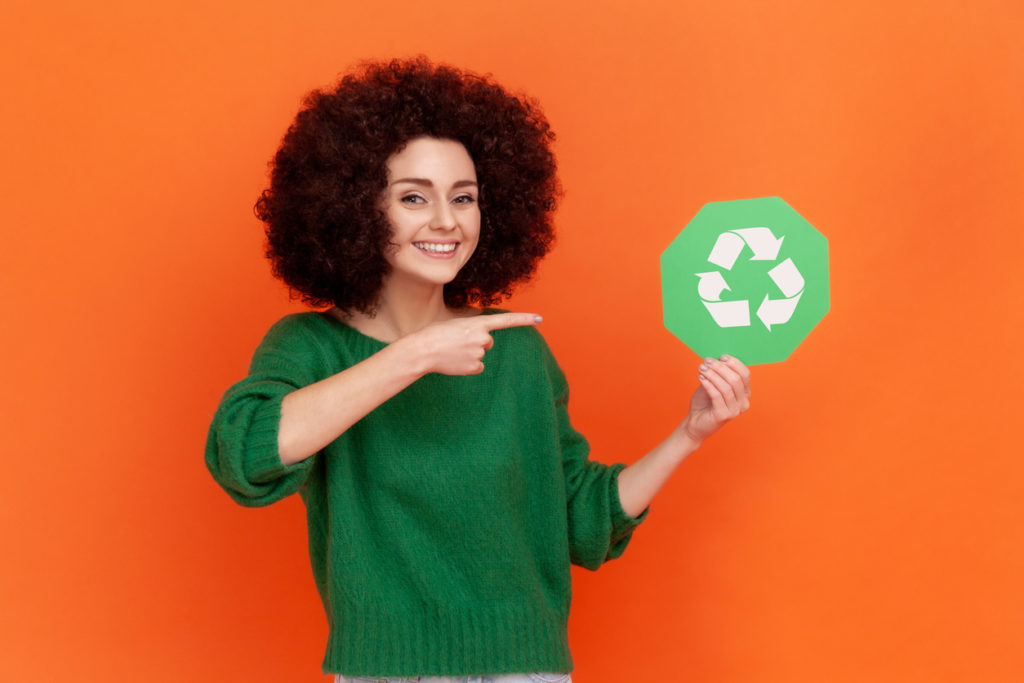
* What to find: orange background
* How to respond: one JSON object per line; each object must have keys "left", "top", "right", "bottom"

{"left": 2, "top": 1, "right": 1022, "bottom": 681}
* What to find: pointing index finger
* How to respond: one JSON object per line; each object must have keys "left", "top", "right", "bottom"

{"left": 478, "top": 312, "right": 543, "bottom": 331}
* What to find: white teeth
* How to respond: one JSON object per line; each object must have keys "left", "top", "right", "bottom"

{"left": 414, "top": 242, "right": 457, "bottom": 253}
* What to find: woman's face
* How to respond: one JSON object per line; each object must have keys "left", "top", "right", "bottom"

{"left": 381, "top": 137, "right": 480, "bottom": 289}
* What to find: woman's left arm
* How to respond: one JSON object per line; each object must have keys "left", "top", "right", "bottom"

{"left": 617, "top": 355, "right": 752, "bottom": 518}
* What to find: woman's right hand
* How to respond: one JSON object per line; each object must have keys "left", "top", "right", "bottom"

{"left": 405, "top": 312, "right": 542, "bottom": 375}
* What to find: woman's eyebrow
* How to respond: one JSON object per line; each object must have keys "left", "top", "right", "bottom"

{"left": 390, "top": 178, "right": 478, "bottom": 188}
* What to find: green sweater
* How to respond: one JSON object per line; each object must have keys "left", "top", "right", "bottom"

{"left": 205, "top": 310, "right": 648, "bottom": 676}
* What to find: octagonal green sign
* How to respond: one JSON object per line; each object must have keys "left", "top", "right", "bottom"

{"left": 661, "top": 197, "right": 829, "bottom": 365}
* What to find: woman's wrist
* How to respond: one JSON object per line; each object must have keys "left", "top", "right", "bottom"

{"left": 388, "top": 329, "right": 432, "bottom": 380}
{"left": 673, "top": 419, "right": 705, "bottom": 456}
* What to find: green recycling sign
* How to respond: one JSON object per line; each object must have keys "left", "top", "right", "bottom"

{"left": 661, "top": 197, "right": 829, "bottom": 365}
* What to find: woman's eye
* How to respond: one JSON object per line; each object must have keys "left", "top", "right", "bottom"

{"left": 400, "top": 195, "right": 425, "bottom": 204}
{"left": 453, "top": 195, "right": 476, "bottom": 205}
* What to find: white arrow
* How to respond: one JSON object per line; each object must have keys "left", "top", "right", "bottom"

{"left": 695, "top": 271, "right": 730, "bottom": 301}
{"left": 704, "top": 300, "right": 751, "bottom": 328}
{"left": 707, "top": 231, "right": 745, "bottom": 270}
{"left": 757, "top": 292, "right": 802, "bottom": 331}
{"left": 733, "top": 227, "right": 784, "bottom": 261}
{"left": 767, "top": 257, "right": 804, "bottom": 298}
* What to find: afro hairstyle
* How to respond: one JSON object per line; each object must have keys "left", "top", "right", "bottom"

{"left": 254, "top": 57, "right": 561, "bottom": 313}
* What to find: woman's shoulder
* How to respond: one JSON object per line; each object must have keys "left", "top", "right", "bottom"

{"left": 260, "top": 310, "right": 331, "bottom": 341}
{"left": 251, "top": 310, "right": 386, "bottom": 376}
{"left": 257, "top": 310, "right": 376, "bottom": 353}
{"left": 476, "top": 307, "right": 560, "bottom": 376}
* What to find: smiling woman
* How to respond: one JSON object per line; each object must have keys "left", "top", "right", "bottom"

{"left": 205, "top": 56, "right": 750, "bottom": 682}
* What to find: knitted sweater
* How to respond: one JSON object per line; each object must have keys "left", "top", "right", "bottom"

{"left": 205, "top": 310, "right": 648, "bottom": 676}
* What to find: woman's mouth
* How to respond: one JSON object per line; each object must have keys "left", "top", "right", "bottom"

{"left": 413, "top": 241, "right": 458, "bottom": 258}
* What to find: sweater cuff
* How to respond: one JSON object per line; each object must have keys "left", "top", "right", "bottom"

{"left": 244, "top": 393, "right": 311, "bottom": 483}
{"left": 609, "top": 463, "right": 649, "bottom": 540}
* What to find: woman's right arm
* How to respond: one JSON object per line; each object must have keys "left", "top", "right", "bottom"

{"left": 276, "top": 335, "right": 424, "bottom": 465}
{"left": 277, "top": 311, "right": 542, "bottom": 465}
{"left": 207, "top": 312, "right": 539, "bottom": 506}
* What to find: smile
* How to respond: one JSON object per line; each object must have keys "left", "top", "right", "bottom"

{"left": 413, "top": 241, "right": 458, "bottom": 257}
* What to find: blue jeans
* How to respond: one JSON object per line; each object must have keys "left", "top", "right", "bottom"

{"left": 336, "top": 674, "right": 571, "bottom": 683}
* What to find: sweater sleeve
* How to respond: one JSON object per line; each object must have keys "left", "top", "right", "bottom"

{"left": 540, "top": 338, "right": 650, "bottom": 570}
{"left": 205, "top": 315, "right": 323, "bottom": 508}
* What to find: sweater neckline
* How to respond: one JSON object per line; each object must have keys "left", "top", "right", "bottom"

{"left": 318, "top": 310, "right": 391, "bottom": 347}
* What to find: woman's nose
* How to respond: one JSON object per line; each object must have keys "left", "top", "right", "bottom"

{"left": 429, "top": 202, "right": 456, "bottom": 230}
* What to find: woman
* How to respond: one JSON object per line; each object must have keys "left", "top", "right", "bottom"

{"left": 206, "top": 57, "right": 751, "bottom": 683}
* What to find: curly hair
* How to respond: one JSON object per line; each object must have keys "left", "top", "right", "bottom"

{"left": 255, "top": 57, "right": 561, "bottom": 313}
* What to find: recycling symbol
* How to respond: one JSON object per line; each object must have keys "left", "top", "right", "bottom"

{"left": 660, "top": 197, "right": 829, "bottom": 365}
{"left": 695, "top": 227, "right": 804, "bottom": 331}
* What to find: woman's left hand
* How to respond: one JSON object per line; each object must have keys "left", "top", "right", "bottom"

{"left": 680, "top": 354, "right": 751, "bottom": 444}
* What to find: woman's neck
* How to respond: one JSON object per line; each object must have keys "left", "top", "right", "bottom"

{"left": 344, "top": 276, "right": 470, "bottom": 342}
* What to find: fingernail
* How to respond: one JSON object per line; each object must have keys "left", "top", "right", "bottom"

{"left": 699, "top": 374, "right": 708, "bottom": 382}
{"left": 533, "top": 315, "right": 543, "bottom": 323}
{"left": 720, "top": 354, "right": 731, "bottom": 361}
{"left": 704, "top": 357, "right": 715, "bottom": 365}
{"left": 699, "top": 364, "right": 709, "bottom": 372}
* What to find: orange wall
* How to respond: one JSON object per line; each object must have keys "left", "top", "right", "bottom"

{"left": 2, "top": 1, "right": 1022, "bottom": 681}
